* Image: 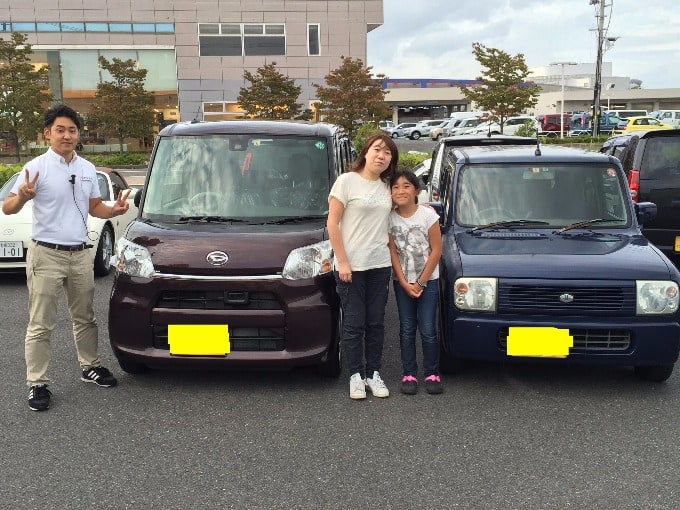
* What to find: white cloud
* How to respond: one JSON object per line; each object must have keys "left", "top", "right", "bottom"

{"left": 368, "top": 0, "right": 680, "bottom": 89}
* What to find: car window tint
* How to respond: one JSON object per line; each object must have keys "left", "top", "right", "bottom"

{"left": 641, "top": 137, "right": 680, "bottom": 179}
{"left": 456, "top": 164, "right": 629, "bottom": 227}
{"left": 142, "top": 135, "right": 331, "bottom": 219}
{"left": 97, "top": 173, "right": 110, "bottom": 201}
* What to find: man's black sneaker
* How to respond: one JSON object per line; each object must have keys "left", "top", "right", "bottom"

{"left": 28, "top": 384, "right": 52, "bottom": 411}
{"left": 81, "top": 366, "right": 118, "bottom": 387}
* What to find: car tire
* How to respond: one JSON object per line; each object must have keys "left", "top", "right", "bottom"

{"left": 93, "top": 224, "right": 114, "bottom": 277}
{"left": 435, "top": 133, "right": 442, "bottom": 140}
{"left": 410, "top": 131, "right": 421, "bottom": 140}
{"left": 391, "top": 132, "right": 399, "bottom": 139}
{"left": 317, "top": 308, "right": 342, "bottom": 378}
{"left": 634, "top": 364, "right": 674, "bottom": 382}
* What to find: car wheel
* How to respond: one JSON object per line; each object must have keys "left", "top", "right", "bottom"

{"left": 634, "top": 364, "right": 674, "bottom": 382}
{"left": 93, "top": 224, "right": 114, "bottom": 277}
{"left": 410, "top": 131, "right": 421, "bottom": 140}
{"left": 317, "top": 308, "right": 342, "bottom": 378}
{"left": 117, "top": 355, "right": 148, "bottom": 374}
{"left": 435, "top": 133, "right": 442, "bottom": 140}
{"left": 391, "top": 132, "right": 399, "bottom": 139}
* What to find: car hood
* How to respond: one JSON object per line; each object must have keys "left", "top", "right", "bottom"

{"left": 125, "top": 219, "right": 328, "bottom": 276}
{"left": 456, "top": 231, "right": 675, "bottom": 279}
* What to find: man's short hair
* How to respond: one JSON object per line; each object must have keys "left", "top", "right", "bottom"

{"left": 44, "top": 104, "right": 82, "bottom": 131}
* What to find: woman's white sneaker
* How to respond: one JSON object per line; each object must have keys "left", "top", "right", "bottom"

{"left": 365, "top": 371, "right": 389, "bottom": 398}
{"left": 349, "top": 373, "right": 367, "bottom": 399}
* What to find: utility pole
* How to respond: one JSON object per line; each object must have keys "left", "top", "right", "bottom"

{"left": 591, "top": 0, "right": 606, "bottom": 136}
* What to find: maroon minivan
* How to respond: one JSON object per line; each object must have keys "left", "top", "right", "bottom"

{"left": 109, "top": 120, "right": 354, "bottom": 376}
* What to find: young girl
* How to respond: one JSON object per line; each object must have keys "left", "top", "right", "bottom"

{"left": 388, "top": 170, "right": 443, "bottom": 395}
{"left": 328, "top": 133, "right": 398, "bottom": 400}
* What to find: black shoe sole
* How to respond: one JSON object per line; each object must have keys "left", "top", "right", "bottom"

{"left": 81, "top": 377, "right": 118, "bottom": 387}
{"left": 29, "top": 403, "right": 50, "bottom": 411}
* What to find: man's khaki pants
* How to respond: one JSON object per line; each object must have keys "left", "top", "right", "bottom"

{"left": 25, "top": 242, "right": 100, "bottom": 386}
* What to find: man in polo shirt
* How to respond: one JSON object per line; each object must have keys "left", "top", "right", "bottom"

{"left": 2, "top": 104, "right": 131, "bottom": 412}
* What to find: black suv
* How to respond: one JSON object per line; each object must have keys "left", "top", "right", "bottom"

{"left": 600, "top": 129, "right": 680, "bottom": 262}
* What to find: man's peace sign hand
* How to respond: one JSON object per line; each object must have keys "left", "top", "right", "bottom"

{"left": 110, "top": 189, "right": 131, "bottom": 216}
{"left": 18, "top": 169, "right": 39, "bottom": 203}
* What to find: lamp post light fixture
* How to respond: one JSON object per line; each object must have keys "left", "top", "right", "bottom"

{"left": 550, "top": 61, "right": 578, "bottom": 138}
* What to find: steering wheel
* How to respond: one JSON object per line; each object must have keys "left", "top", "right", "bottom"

{"left": 189, "top": 191, "right": 222, "bottom": 211}
{"left": 476, "top": 207, "right": 513, "bottom": 223}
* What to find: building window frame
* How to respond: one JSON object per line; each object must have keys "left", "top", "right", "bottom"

{"left": 307, "top": 23, "right": 320, "bottom": 56}
{"left": 198, "top": 23, "right": 286, "bottom": 57}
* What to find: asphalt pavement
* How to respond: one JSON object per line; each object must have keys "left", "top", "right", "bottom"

{"left": 1, "top": 269, "right": 680, "bottom": 509}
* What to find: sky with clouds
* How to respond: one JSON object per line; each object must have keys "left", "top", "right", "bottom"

{"left": 367, "top": 0, "right": 680, "bottom": 89}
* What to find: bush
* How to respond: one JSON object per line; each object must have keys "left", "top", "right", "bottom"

{"left": 398, "top": 152, "right": 429, "bottom": 171}
{"left": 88, "top": 153, "right": 148, "bottom": 166}
{"left": 0, "top": 163, "right": 23, "bottom": 188}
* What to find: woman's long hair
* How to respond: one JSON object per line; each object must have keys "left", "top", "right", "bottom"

{"left": 349, "top": 132, "right": 399, "bottom": 183}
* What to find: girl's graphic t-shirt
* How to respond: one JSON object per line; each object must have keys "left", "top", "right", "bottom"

{"left": 389, "top": 205, "right": 440, "bottom": 283}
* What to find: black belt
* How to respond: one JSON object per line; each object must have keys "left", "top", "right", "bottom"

{"left": 33, "top": 240, "right": 90, "bottom": 252}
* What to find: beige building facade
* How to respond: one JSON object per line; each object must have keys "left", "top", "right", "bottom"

{"left": 2, "top": 0, "right": 384, "bottom": 125}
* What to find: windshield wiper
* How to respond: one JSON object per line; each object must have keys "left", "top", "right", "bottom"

{"left": 554, "top": 218, "right": 615, "bottom": 234}
{"left": 177, "top": 216, "right": 248, "bottom": 223}
{"left": 469, "top": 219, "right": 549, "bottom": 233}
{"left": 261, "top": 215, "right": 327, "bottom": 225}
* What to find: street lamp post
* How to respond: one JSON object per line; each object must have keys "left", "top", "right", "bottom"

{"left": 550, "top": 62, "right": 577, "bottom": 138}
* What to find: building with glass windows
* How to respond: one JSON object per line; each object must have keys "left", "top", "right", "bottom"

{"left": 2, "top": 0, "right": 384, "bottom": 128}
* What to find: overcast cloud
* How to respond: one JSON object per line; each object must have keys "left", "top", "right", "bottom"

{"left": 367, "top": 0, "right": 680, "bottom": 89}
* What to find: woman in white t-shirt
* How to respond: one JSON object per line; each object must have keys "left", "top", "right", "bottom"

{"left": 388, "top": 170, "right": 443, "bottom": 395}
{"left": 327, "top": 133, "right": 399, "bottom": 400}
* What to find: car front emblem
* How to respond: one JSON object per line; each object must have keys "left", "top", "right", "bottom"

{"left": 3, "top": 228, "right": 13, "bottom": 236}
{"left": 206, "top": 251, "right": 229, "bottom": 266}
{"left": 559, "top": 293, "right": 574, "bottom": 303}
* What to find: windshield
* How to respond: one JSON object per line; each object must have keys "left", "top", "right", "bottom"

{"left": 142, "top": 134, "right": 330, "bottom": 221}
{"left": 455, "top": 163, "right": 631, "bottom": 228}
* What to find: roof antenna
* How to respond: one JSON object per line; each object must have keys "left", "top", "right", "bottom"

{"left": 534, "top": 126, "right": 542, "bottom": 156}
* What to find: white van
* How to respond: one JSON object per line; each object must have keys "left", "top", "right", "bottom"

{"left": 606, "top": 109, "right": 647, "bottom": 120}
{"left": 655, "top": 110, "right": 680, "bottom": 128}
{"left": 449, "top": 111, "right": 486, "bottom": 120}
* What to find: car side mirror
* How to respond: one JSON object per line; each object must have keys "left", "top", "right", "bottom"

{"left": 134, "top": 187, "right": 144, "bottom": 208}
{"left": 635, "top": 201, "right": 657, "bottom": 225}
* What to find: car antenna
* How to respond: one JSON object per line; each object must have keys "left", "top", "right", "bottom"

{"left": 534, "top": 128, "right": 542, "bottom": 156}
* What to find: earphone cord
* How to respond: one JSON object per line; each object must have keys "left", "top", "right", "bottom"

{"left": 70, "top": 181, "right": 98, "bottom": 242}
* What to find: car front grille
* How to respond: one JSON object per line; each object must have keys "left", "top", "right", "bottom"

{"left": 498, "top": 283, "right": 636, "bottom": 316}
{"left": 156, "top": 290, "right": 282, "bottom": 311}
{"left": 153, "top": 325, "right": 285, "bottom": 351}
{"left": 498, "top": 327, "right": 631, "bottom": 353}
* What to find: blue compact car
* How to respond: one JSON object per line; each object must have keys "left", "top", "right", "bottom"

{"left": 426, "top": 136, "right": 680, "bottom": 381}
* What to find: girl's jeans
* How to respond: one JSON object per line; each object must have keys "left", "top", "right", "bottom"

{"left": 392, "top": 278, "right": 440, "bottom": 378}
{"left": 335, "top": 267, "right": 391, "bottom": 379}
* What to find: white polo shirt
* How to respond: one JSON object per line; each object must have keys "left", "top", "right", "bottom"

{"left": 11, "top": 148, "right": 101, "bottom": 244}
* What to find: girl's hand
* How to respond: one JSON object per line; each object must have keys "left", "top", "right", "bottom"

{"left": 401, "top": 281, "right": 422, "bottom": 298}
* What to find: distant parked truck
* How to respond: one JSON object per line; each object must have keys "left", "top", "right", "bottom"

{"left": 537, "top": 113, "right": 572, "bottom": 137}
{"left": 569, "top": 112, "right": 622, "bottom": 136}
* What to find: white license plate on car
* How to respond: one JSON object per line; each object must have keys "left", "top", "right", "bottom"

{"left": 0, "top": 241, "right": 23, "bottom": 258}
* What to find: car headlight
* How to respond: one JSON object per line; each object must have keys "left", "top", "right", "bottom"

{"left": 454, "top": 277, "right": 497, "bottom": 312}
{"left": 636, "top": 280, "right": 679, "bottom": 315}
{"left": 282, "top": 240, "right": 333, "bottom": 280}
{"left": 112, "top": 237, "right": 155, "bottom": 278}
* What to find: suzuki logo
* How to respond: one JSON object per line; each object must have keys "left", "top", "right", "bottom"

{"left": 206, "top": 251, "right": 229, "bottom": 266}
{"left": 2, "top": 228, "right": 13, "bottom": 236}
{"left": 559, "top": 293, "right": 574, "bottom": 303}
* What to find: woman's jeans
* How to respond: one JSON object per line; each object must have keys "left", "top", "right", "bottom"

{"left": 392, "top": 279, "right": 440, "bottom": 378}
{"left": 335, "top": 267, "right": 391, "bottom": 379}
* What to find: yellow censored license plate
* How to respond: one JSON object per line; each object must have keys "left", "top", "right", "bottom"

{"left": 507, "top": 327, "right": 573, "bottom": 358}
{"left": 675, "top": 236, "right": 680, "bottom": 252}
{"left": 168, "top": 324, "right": 230, "bottom": 356}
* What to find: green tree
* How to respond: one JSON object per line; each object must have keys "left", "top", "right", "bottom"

{"left": 237, "top": 62, "right": 303, "bottom": 119}
{"left": 459, "top": 43, "right": 540, "bottom": 133}
{"left": 314, "top": 56, "right": 390, "bottom": 139}
{"left": 0, "top": 32, "right": 53, "bottom": 162}
{"left": 89, "top": 56, "right": 155, "bottom": 153}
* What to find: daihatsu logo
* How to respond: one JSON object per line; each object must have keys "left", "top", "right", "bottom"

{"left": 2, "top": 228, "right": 13, "bottom": 236}
{"left": 559, "top": 293, "right": 574, "bottom": 303}
{"left": 206, "top": 251, "right": 229, "bottom": 266}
